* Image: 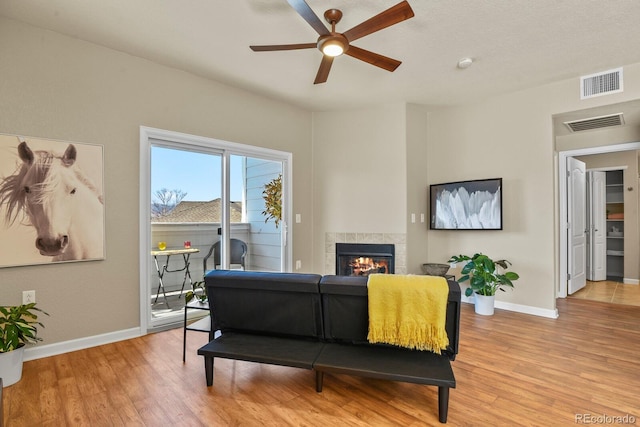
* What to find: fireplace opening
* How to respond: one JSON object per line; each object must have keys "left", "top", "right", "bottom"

{"left": 336, "top": 243, "right": 395, "bottom": 276}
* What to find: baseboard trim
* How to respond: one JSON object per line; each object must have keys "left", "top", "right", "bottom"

{"left": 461, "top": 296, "right": 559, "bottom": 319}
{"left": 24, "top": 327, "right": 142, "bottom": 362}
{"left": 623, "top": 278, "right": 639, "bottom": 285}
{"left": 494, "top": 300, "right": 559, "bottom": 319}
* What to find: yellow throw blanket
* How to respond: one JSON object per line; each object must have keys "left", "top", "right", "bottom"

{"left": 367, "top": 274, "right": 449, "bottom": 353}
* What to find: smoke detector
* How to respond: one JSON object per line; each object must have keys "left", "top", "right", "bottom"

{"left": 457, "top": 58, "right": 473, "bottom": 69}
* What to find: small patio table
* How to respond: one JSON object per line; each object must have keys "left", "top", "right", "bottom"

{"left": 150, "top": 247, "right": 200, "bottom": 307}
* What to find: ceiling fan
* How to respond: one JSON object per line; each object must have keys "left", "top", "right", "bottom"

{"left": 250, "top": 0, "right": 415, "bottom": 84}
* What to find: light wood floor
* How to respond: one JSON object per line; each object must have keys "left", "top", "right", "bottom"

{"left": 3, "top": 299, "right": 640, "bottom": 426}
{"left": 569, "top": 280, "right": 640, "bottom": 306}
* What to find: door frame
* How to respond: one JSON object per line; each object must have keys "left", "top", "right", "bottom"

{"left": 139, "top": 126, "right": 293, "bottom": 333}
{"left": 557, "top": 141, "right": 640, "bottom": 298}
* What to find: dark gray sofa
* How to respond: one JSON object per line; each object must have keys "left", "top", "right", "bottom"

{"left": 197, "top": 270, "right": 461, "bottom": 423}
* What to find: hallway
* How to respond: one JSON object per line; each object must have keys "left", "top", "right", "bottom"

{"left": 569, "top": 280, "right": 640, "bottom": 307}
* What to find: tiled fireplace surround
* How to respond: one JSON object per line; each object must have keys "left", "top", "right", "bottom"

{"left": 325, "top": 232, "right": 407, "bottom": 275}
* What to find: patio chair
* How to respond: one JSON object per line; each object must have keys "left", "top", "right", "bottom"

{"left": 203, "top": 238, "right": 247, "bottom": 274}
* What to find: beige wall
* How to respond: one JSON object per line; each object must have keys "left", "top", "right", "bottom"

{"left": 575, "top": 151, "right": 640, "bottom": 281}
{"left": 311, "top": 65, "right": 640, "bottom": 314}
{"left": 425, "top": 63, "right": 640, "bottom": 312}
{"left": 313, "top": 103, "right": 430, "bottom": 276}
{"left": 311, "top": 104, "right": 408, "bottom": 272}
{"left": 405, "top": 104, "right": 430, "bottom": 274}
{"left": 425, "top": 98, "right": 556, "bottom": 311}
{"left": 556, "top": 125, "right": 640, "bottom": 152}
{"left": 0, "top": 17, "right": 314, "bottom": 345}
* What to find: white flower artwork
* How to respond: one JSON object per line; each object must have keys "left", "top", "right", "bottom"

{"left": 430, "top": 179, "right": 502, "bottom": 230}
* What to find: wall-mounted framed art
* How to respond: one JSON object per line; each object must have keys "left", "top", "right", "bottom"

{"left": 430, "top": 178, "right": 502, "bottom": 230}
{"left": 0, "top": 133, "right": 105, "bottom": 267}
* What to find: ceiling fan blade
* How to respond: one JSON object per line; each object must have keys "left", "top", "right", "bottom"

{"left": 345, "top": 45, "right": 402, "bottom": 72}
{"left": 314, "top": 56, "right": 334, "bottom": 84}
{"left": 250, "top": 43, "right": 317, "bottom": 52}
{"left": 343, "top": 0, "right": 415, "bottom": 43}
{"left": 287, "top": 0, "right": 331, "bottom": 36}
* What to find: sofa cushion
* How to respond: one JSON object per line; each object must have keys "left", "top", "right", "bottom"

{"left": 198, "top": 333, "right": 325, "bottom": 369}
{"left": 314, "top": 343, "right": 456, "bottom": 387}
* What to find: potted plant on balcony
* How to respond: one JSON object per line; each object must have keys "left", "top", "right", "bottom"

{"left": 448, "top": 253, "right": 520, "bottom": 315}
{"left": 185, "top": 280, "right": 207, "bottom": 304}
{"left": 0, "top": 303, "right": 48, "bottom": 387}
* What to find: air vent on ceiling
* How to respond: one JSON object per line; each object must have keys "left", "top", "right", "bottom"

{"left": 564, "top": 113, "right": 625, "bottom": 133}
{"left": 580, "top": 67, "right": 623, "bottom": 99}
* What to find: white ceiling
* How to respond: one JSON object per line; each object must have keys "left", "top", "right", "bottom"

{"left": 2, "top": 0, "right": 640, "bottom": 112}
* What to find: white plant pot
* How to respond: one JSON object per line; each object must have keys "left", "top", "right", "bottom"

{"left": 474, "top": 293, "right": 495, "bottom": 316}
{"left": 0, "top": 345, "right": 25, "bottom": 387}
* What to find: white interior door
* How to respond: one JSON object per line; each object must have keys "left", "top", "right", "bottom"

{"left": 587, "top": 171, "right": 607, "bottom": 281}
{"left": 568, "top": 157, "right": 587, "bottom": 294}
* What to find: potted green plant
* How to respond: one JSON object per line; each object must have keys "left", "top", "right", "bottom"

{"left": 448, "top": 253, "right": 520, "bottom": 315}
{"left": 0, "top": 303, "right": 48, "bottom": 386}
{"left": 185, "top": 281, "right": 207, "bottom": 304}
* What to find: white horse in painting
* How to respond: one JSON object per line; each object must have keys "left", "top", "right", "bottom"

{"left": 0, "top": 140, "right": 104, "bottom": 262}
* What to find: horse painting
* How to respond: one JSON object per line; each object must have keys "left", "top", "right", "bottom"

{"left": 0, "top": 138, "right": 104, "bottom": 263}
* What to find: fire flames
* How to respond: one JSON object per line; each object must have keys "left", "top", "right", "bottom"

{"left": 348, "top": 256, "right": 389, "bottom": 276}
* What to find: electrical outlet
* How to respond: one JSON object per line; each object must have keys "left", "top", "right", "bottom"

{"left": 295, "top": 260, "right": 302, "bottom": 270}
{"left": 23, "top": 290, "right": 36, "bottom": 304}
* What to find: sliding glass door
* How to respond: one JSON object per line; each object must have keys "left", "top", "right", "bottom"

{"left": 140, "top": 127, "right": 290, "bottom": 331}
{"left": 149, "top": 146, "right": 222, "bottom": 323}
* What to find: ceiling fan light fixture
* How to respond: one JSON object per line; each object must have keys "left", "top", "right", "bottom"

{"left": 323, "top": 41, "right": 344, "bottom": 57}
{"left": 318, "top": 34, "right": 348, "bottom": 57}
{"left": 250, "top": 1, "right": 415, "bottom": 84}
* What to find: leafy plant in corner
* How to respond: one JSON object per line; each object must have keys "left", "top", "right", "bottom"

{"left": 185, "top": 281, "right": 207, "bottom": 304}
{"left": 448, "top": 253, "right": 520, "bottom": 297}
{"left": 262, "top": 174, "right": 282, "bottom": 228}
{"left": 0, "top": 303, "right": 49, "bottom": 353}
